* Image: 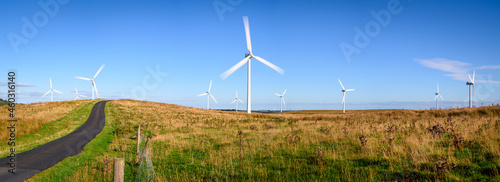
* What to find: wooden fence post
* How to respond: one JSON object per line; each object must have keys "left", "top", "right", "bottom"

{"left": 113, "top": 158, "right": 124, "bottom": 182}
{"left": 137, "top": 125, "right": 141, "bottom": 154}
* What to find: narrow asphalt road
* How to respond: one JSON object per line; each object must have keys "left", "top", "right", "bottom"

{"left": 0, "top": 101, "right": 108, "bottom": 182}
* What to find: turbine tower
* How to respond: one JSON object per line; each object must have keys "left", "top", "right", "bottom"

{"left": 198, "top": 80, "right": 217, "bottom": 110}
{"left": 231, "top": 91, "right": 244, "bottom": 111}
{"left": 220, "top": 16, "right": 284, "bottom": 114}
{"left": 74, "top": 88, "right": 87, "bottom": 100}
{"left": 466, "top": 70, "right": 475, "bottom": 108}
{"left": 435, "top": 83, "right": 444, "bottom": 109}
{"left": 42, "top": 77, "right": 62, "bottom": 102}
{"left": 76, "top": 64, "right": 104, "bottom": 100}
{"left": 338, "top": 79, "right": 354, "bottom": 113}
{"left": 275, "top": 89, "right": 287, "bottom": 113}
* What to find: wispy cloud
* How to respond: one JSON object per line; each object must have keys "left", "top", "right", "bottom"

{"left": 415, "top": 58, "right": 500, "bottom": 83}
{"left": 415, "top": 58, "right": 470, "bottom": 81}
{"left": 477, "top": 65, "right": 500, "bottom": 70}
{"left": 0, "top": 82, "right": 35, "bottom": 87}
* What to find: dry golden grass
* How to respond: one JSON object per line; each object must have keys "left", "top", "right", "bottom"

{"left": 35, "top": 99, "right": 500, "bottom": 181}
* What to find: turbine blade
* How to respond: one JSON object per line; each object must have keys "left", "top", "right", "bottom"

{"left": 238, "top": 99, "right": 244, "bottom": 103}
{"left": 42, "top": 90, "right": 51, "bottom": 97}
{"left": 208, "top": 80, "right": 212, "bottom": 92}
{"left": 440, "top": 95, "right": 444, "bottom": 100}
{"left": 53, "top": 89, "right": 63, "bottom": 94}
{"left": 80, "top": 95, "right": 87, "bottom": 98}
{"left": 94, "top": 81, "right": 99, "bottom": 97}
{"left": 282, "top": 98, "right": 286, "bottom": 107}
{"left": 435, "top": 95, "right": 439, "bottom": 100}
{"left": 94, "top": 64, "right": 105, "bottom": 78}
{"left": 282, "top": 89, "right": 287, "bottom": 96}
{"left": 76, "top": 76, "right": 92, "bottom": 81}
{"left": 468, "top": 74, "right": 473, "bottom": 83}
{"left": 472, "top": 69, "right": 475, "bottom": 83}
{"left": 338, "top": 79, "right": 345, "bottom": 90}
{"left": 275, "top": 93, "right": 281, "bottom": 97}
{"left": 220, "top": 57, "right": 250, "bottom": 80}
{"left": 49, "top": 77, "right": 52, "bottom": 89}
{"left": 198, "top": 93, "right": 208, "bottom": 97}
{"left": 253, "top": 56, "right": 284, "bottom": 75}
{"left": 243, "top": 16, "right": 252, "bottom": 54}
{"left": 210, "top": 94, "right": 217, "bottom": 103}
{"left": 346, "top": 89, "right": 355, "bottom": 92}
{"left": 75, "top": 88, "right": 79, "bottom": 95}
{"left": 231, "top": 100, "right": 237, "bottom": 104}
{"left": 74, "top": 96, "right": 78, "bottom": 100}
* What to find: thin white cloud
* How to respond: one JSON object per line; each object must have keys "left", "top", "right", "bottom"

{"left": 415, "top": 58, "right": 470, "bottom": 81}
{"left": 0, "top": 82, "right": 35, "bottom": 87}
{"left": 477, "top": 65, "right": 500, "bottom": 70}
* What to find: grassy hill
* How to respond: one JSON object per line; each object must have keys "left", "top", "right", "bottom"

{"left": 0, "top": 100, "right": 98, "bottom": 158}
{"left": 0, "top": 98, "right": 9, "bottom": 106}
{"left": 26, "top": 100, "right": 500, "bottom": 181}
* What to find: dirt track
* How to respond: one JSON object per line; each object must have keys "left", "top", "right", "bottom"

{"left": 0, "top": 101, "right": 108, "bottom": 182}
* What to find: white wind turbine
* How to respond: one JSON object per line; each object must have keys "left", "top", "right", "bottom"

{"left": 435, "top": 83, "right": 444, "bottom": 109}
{"left": 466, "top": 70, "right": 476, "bottom": 108}
{"left": 42, "top": 77, "right": 62, "bottom": 102}
{"left": 220, "top": 16, "right": 284, "bottom": 114}
{"left": 76, "top": 64, "right": 104, "bottom": 100}
{"left": 198, "top": 80, "right": 217, "bottom": 110}
{"left": 231, "top": 91, "right": 244, "bottom": 111}
{"left": 74, "top": 88, "right": 87, "bottom": 100}
{"left": 275, "top": 89, "right": 287, "bottom": 113}
{"left": 338, "top": 79, "right": 354, "bottom": 113}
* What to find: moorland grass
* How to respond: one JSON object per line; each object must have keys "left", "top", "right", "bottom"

{"left": 29, "top": 100, "right": 500, "bottom": 181}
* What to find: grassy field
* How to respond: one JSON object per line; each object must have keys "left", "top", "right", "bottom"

{"left": 0, "top": 100, "right": 99, "bottom": 158}
{"left": 26, "top": 99, "right": 500, "bottom": 181}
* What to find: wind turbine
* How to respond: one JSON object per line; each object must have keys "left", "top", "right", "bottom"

{"left": 198, "top": 80, "right": 217, "bottom": 110}
{"left": 231, "top": 91, "right": 244, "bottom": 111}
{"left": 74, "top": 88, "right": 87, "bottom": 100}
{"left": 42, "top": 77, "right": 62, "bottom": 102}
{"left": 338, "top": 79, "right": 354, "bottom": 113}
{"left": 435, "top": 83, "right": 444, "bottom": 109}
{"left": 76, "top": 64, "right": 104, "bottom": 100}
{"left": 466, "top": 70, "right": 475, "bottom": 108}
{"left": 275, "top": 89, "right": 287, "bottom": 113}
{"left": 220, "top": 16, "right": 284, "bottom": 114}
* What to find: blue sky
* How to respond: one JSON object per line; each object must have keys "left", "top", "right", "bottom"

{"left": 1, "top": 0, "right": 500, "bottom": 110}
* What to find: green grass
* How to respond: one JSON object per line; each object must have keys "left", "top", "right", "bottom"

{"left": 0, "top": 100, "right": 98, "bottom": 158}
{"left": 25, "top": 100, "right": 500, "bottom": 181}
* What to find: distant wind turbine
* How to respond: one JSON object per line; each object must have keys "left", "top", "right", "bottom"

{"left": 76, "top": 64, "right": 104, "bottom": 100}
{"left": 435, "top": 83, "right": 444, "bottom": 109}
{"left": 74, "top": 88, "right": 87, "bottom": 100}
{"left": 220, "top": 16, "right": 284, "bottom": 114}
{"left": 42, "top": 77, "right": 62, "bottom": 102}
{"left": 338, "top": 79, "right": 354, "bottom": 113}
{"left": 231, "top": 91, "right": 244, "bottom": 111}
{"left": 466, "top": 70, "right": 475, "bottom": 108}
{"left": 198, "top": 80, "right": 217, "bottom": 110}
{"left": 275, "top": 89, "right": 287, "bottom": 113}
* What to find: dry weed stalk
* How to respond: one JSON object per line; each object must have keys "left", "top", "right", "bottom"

{"left": 387, "top": 125, "right": 395, "bottom": 147}
{"left": 320, "top": 127, "right": 331, "bottom": 135}
{"left": 359, "top": 135, "right": 367, "bottom": 150}
{"left": 433, "top": 156, "right": 456, "bottom": 179}
{"left": 249, "top": 125, "right": 257, "bottom": 131}
{"left": 317, "top": 148, "right": 324, "bottom": 173}
{"left": 342, "top": 126, "right": 349, "bottom": 136}
{"left": 237, "top": 130, "right": 244, "bottom": 173}
{"left": 428, "top": 123, "right": 445, "bottom": 138}
{"left": 264, "top": 123, "right": 273, "bottom": 130}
